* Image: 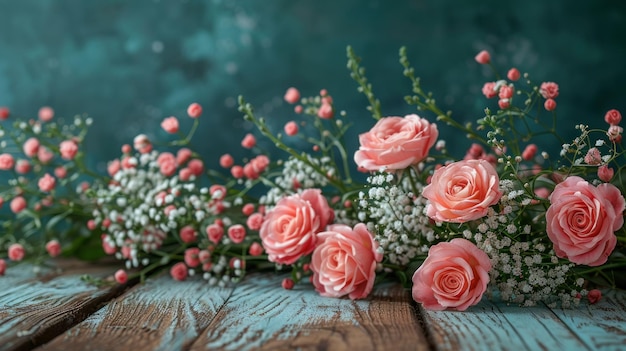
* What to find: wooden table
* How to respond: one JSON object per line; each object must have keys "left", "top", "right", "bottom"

{"left": 1, "top": 260, "right": 625, "bottom": 351}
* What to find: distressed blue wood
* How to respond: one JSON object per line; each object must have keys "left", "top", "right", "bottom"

{"left": 0, "top": 264, "right": 127, "bottom": 351}
{"left": 40, "top": 273, "right": 233, "bottom": 351}
{"left": 420, "top": 291, "right": 626, "bottom": 351}
{"left": 189, "top": 274, "right": 428, "bottom": 351}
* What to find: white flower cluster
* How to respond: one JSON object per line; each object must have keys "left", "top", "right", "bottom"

{"left": 260, "top": 155, "right": 333, "bottom": 206}
{"left": 472, "top": 180, "right": 584, "bottom": 307}
{"left": 357, "top": 171, "right": 432, "bottom": 266}
{"left": 92, "top": 151, "right": 212, "bottom": 268}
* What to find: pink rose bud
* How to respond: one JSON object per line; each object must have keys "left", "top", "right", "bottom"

{"left": 133, "top": 134, "right": 153, "bottom": 154}
{"left": 246, "top": 212, "right": 264, "bottom": 231}
{"left": 179, "top": 225, "right": 197, "bottom": 243}
{"left": 598, "top": 164, "right": 614, "bottom": 182}
{"left": 38, "top": 106, "right": 54, "bottom": 122}
{"left": 10, "top": 196, "right": 26, "bottom": 214}
{"left": 544, "top": 98, "right": 557, "bottom": 111}
{"left": 248, "top": 242, "right": 264, "bottom": 256}
{"left": 604, "top": 109, "right": 622, "bottom": 125}
{"left": 481, "top": 82, "right": 497, "bottom": 99}
{"left": 38, "top": 173, "right": 56, "bottom": 192}
{"left": 608, "top": 125, "right": 623, "bottom": 142}
{"left": 284, "top": 121, "right": 299, "bottom": 136}
{"left": 539, "top": 82, "right": 559, "bottom": 99}
{"left": 294, "top": 105, "right": 303, "bottom": 114}
{"left": 474, "top": 50, "right": 491, "bottom": 64}
{"left": 8, "top": 243, "right": 25, "bottom": 261}
{"left": 228, "top": 224, "right": 246, "bottom": 244}
{"left": 317, "top": 102, "right": 334, "bottom": 119}
{"left": 45, "top": 239, "right": 62, "bottom": 257}
{"left": 0, "top": 258, "right": 6, "bottom": 275}
{"left": 242, "top": 203, "right": 255, "bottom": 216}
{"left": 107, "top": 159, "right": 121, "bottom": 176}
{"left": 241, "top": 133, "right": 256, "bottom": 149}
{"left": 178, "top": 167, "right": 192, "bottom": 181}
{"left": 121, "top": 144, "right": 131, "bottom": 154}
{"left": 522, "top": 144, "right": 538, "bottom": 161}
{"left": 230, "top": 165, "right": 244, "bottom": 179}
{"left": 219, "top": 153, "right": 234, "bottom": 168}
{"left": 87, "top": 219, "right": 97, "bottom": 230}
{"left": 23, "top": 137, "right": 40, "bottom": 158}
{"left": 175, "top": 147, "right": 192, "bottom": 166}
{"left": 498, "top": 99, "right": 510, "bottom": 110}
{"left": 210, "top": 184, "right": 227, "bottom": 200}
{"left": 59, "top": 140, "right": 78, "bottom": 160}
{"left": 15, "top": 159, "right": 31, "bottom": 174}
{"left": 281, "top": 278, "right": 295, "bottom": 290}
{"left": 587, "top": 289, "right": 602, "bottom": 304}
{"left": 206, "top": 223, "right": 224, "bottom": 244}
{"left": 498, "top": 85, "right": 514, "bottom": 99}
{"left": 0, "top": 153, "right": 15, "bottom": 170}
{"left": 37, "top": 147, "right": 54, "bottom": 164}
{"left": 161, "top": 116, "right": 179, "bottom": 134}
{"left": 198, "top": 250, "right": 211, "bottom": 263}
{"left": 507, "top": 68, "right": 521, "bottom": 81}
{"left": 184, "top": 247, "right": 201, "bottom": 268}
{"left": 187, "top": 102, "right": 202, "bottom": 118}
{"left": 114, "top": 269, "right": 128, "bottom": 284}
{"left": 284, "top": 87, "right": 301, "bottom": 104}
{"left": 170, "top": 262, "right": 188, "bottom": 281}
{"left": 0, "top": 107, "right": 9, "bottom": 120}
{"left": 187, "top": 159, "right": 204, "bottom": 176}
{"left": 584, "top": 148, "right": 602, "bottom": 165}
{"left": 54, "top": 166, "right": 67, "bottom": 179}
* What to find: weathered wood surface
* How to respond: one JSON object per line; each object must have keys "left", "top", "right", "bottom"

{"left": 0, "top": 260, "right": 131, "bottom": 351}
{"left": 1, "top": 260, "right": 625, "bottom": 351}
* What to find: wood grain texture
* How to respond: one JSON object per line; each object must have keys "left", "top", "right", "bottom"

{"left": 190, "top": 274, "right": 429, "bottom": 351}
{"left": 420, "top": 291, "right": 626, "bottom": 351}
{"left": 40, "top": 274, "right": 233, "bottom": 351}
{"left": 0, "top": 261, "right": 128, "bottom": 351}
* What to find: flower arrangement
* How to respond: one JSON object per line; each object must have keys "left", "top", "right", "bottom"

{"left": 1, "top": 46, "right": 624, "bottom": 311}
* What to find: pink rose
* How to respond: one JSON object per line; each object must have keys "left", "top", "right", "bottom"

{"left": 284, "top": 87, "right": 300, "bottom": 104}
{"left": 23, "top": 137, "right": 40, "bottom": 157}
{"left": 260, "top": 189, "right": 333, "bottom": 265}
{"left": 423, "top": 159, "right": 502, "bottom": 223}
{"left": 38, "top": 173, "right": 56, "bottom": 192}
{"left": 539, "top": 82, "right": 559, "bottom": 99}
{"left": 546, "top": 176, "right": 625, "bottom": 266}
{"left": 474, "top": 50, "right": 491, "bottom": 64}
{"left": 604, "top": 109, "right": 622, "bottom": 125}
{"left": 45, "top": 239, "right": 62, "bottom": 257}
{"left": 354, "top": 114, "right": 438, "bottom": 172}
{"left": 133, "top": 134, "right": 152, "bottom": 154}
{"left": 10, "top": 196, "right": 26, "bottom": 214}
{"left": 170, "top": 262, "right": 188, "bottom": 281}
{"left": 15, "top": 159, "right": 31, "bottom": 174}
{"left": 0, "top": 153, "right": 15, "bottom": 170}
{"left": 37, "top": 147, "right": 54, "bottom": 164}
{"left": 311, "top": 223, "right": 382, "bottom": 299}
{"left": 412, "top": 238, "right": 491, "bottom": 311}
{"left": 481, "top": 82, "right": 497, "bottom": 99}
{"left": 8, "top": 243, "right": 25, "bottom": 261}
{"left": 59, "top": 140, "right": 78, "bottom": 160}
{"left": 187, "top": 102, "right": 202, "bottom": 118}
{"left": 179, "top": 225, "right": 197, "bottom": 243}
{"left": 161, "top": 116, "right": 179, "bottom": 134}
{"left": 38, "top": 106, "right": 54, "bottom": 122}
{"left": 206, "top": 223, "right": 224, "bottom": 244}
{"left": 228, "top": 224, "right": 247, "bottom": 244}
{"left": 176, "top": 148, "right": 193, "bottom": 166}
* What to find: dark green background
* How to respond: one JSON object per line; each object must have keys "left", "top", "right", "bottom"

{"left": 1, "top": 0, "right": 625, "bottom": 171}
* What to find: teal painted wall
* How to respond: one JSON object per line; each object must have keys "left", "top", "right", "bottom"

{"left": 0, "top": 0, "right": 624, "bottom": 170}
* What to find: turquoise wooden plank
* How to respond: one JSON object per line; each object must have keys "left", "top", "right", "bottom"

{"left": 189, "top": 274, "right": 429, "bottom": 351}
{"left": 420, "top": 292, "right": 626, "bottom": 351}
{"left": 0, "top": 266, "right": 127, "bottom": 351}
{"left": 548, "top": 290, "right": 626, "bottom": 350}
{"left": 39, "top": 273, "right": 233, "bottom": 351}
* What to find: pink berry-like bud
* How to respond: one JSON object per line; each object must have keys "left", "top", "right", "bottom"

{"left": 170, "top": 262, "right": 188, "bottom": 281}
{"left": 317, "top": 103, "right": 333, "bottom": 119}
{"left": 248, "top": 242, "right": 264, "bottom": 256}
{"left": 161, "top": 116, "right": 180, "bottom": 134}
{"left": 544, "top": 98, "right": 557, "bottom": 111}
{"left": 241, "top": 133, "right": 256, "bottom": 149}
{"left": 187, "top": 102, "right": 202, "bottom": 118}
{"left": 598, "top": 164, "right": 614, "bottom": 182}
{"left": 10, "top": 196, "right": 26, "bottom": 214}
{"left": 284, "top": 87, "right": 301, "bottom": 104}
{"left": 498, "top": 99, "right": 510, "bottom": 109}
{"left": 522, "top": 144, "right": 538, "bottom": 161}
{"left": 587, "top": 289, "right": 602, "bottom": 304}
{"left": 294, "top": 105, "right": 303, "bottom": 114}
{"left": 45, "top": 239, "right": 62, "bottom": 257}
{"left": 0, "top": 107, "right": 9, "bottom": 120}
{"left": 474, "top": 50, "right": 491, "bottom": 64}
{"left": 114, "top": 269, "right": 128, "bottom": 284}
{"left": 507, "top": 68, "right": 521, "bottom": 81}
{"left": 604, "top": 109, "right": 622, "bottom": 125}
{"left": 228, "top": 224, "right": 246, "bottom": 244}
{"left": 8, "top": 243, "right": 25, "bottom": 261}
{"left": 38, "top": 106, "right": 54, "bottom": 122}
{"left": 281, "top": 277, "right": 295, "bottom": 290}
{"left": 284, "top": 121, "right": 298, "bottom": 136}
{"left": 0, "top": 153, "right": 15, "bottom": 171}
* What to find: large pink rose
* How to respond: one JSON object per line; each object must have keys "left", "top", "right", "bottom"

{"left": 311, "top": 223, "right": 383, "bottom": 300}
{"left": 423, "top": 159, "right": 502, "bottom": 223}
{"left": 412, "top": 238, "right": 491, "bottom": 311}
{"left": 354, "top": 114, "right": 438, "bottom": 172}
{"left": 260, "top": 189, "right": 334, "bottom": 265}
{"left": 546, "top": 176, "right": 625, "bottom": 266}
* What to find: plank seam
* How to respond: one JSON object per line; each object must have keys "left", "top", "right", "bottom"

{"left": 414, "top": 302, "right": 438, "bottom": 351}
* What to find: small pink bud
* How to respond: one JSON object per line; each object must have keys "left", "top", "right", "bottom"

{"left": 248, "top": 242, "right": 263, "bottom": 256}
{"left": 219, "top": 154, "right": 234, "bottom": 168}
{"left": 522, "top": 144, "right": 538, "bottom": 161}
{"left": 188, "top": 159, "right": 204, "bottom": 176}
{"left": 10, "top": 196, "right": 26, "bottom": 214}
{"left": 176, "top": 148, "right": 193, "bottom": 166}
{"left": 544, "top": 98, "right": 557, "bottom": 111}
{"left": 179, "top": 225, "right": 197, "bottom": 243}
{"left": 161, "top": 116, "right": 179, "bottom": 134}
{"left": 507, "top": 68, "right": 521, "bottom": 81}
{"left": 246, "top": 213, "right": 264, "bottom": 231}
{"left": 228, "top": 224, "right": 246, "bottom": 244}
{"left": 170, "top": 262, "right": 188, "bottom": 281}
{"left": 0, "top": 153, "right": 15, "bottom": 171}
{"left": 0, "top": 259, "right": 6, "bottom": 275}
{"left": 294, "top": 105, "right": 303, "bottom": 114}
{"left": 498, "top": 85, "right": 514, "bottom": 99}
{"left": 539, "top": 82, "right": 559, "bottom": 99}
{"left": 481, "top": 82, "right": 497, "bottom": 99}
{"left": 604, "top": 109, "right": 622, "bottom": 125}
{"left": 23, "top": 137, "right": 40, "bottom": 158}
{"left": 206, "top": 223, "right": 224, "bottom": 244}
{"left": 230, "top": 165, "right": 244, "bottom": 179}
{"left": 0, "top": 107, "right": 9, "bottom": 120}
{"left": 15, "top": 159, "right": 31, "bottom": 174}
{"left": 87, "top": 219, "right": 97, "bottom": 230}
{"left": 54, "top": 166, "right": 67, "bottom": 179}
{"left": 45, "top": 239, "right": 62, "bottom": 257}
{"left": 59, "top": 140, "right": 79, "bottom": 160}
{"left": 121, "top": 144, "right": 131, "bottom": 154}
{"left": 242, "top": 203, "right": 255, "bottom": 216}
{"left": 284, "top": 87, "right": 300, "bottom": 104}
{"left": 498, "top": 99, "right": 510, "bottom": 109}
{"left": 474, "top": 50, "right": 491, "bottom": 64}
{"left": 241, "top": 133, "right": 256, "bottom": 149}
{"left": 38, "top": 173, "right": 56, "bottom": 192}
{"left": 8, "top": 243, "right": 25, "bottom": 261}
{"left": 187, "top": 102, "right": 202, "bottom": 118}
{"left": 38, "top": 106, "right": 54, "bottom": 122}
{"left": 317, "top": 102, "right": 333, "bottom": 119}
{"left": 114, "top": 269, "right": 128, "bottom": 284}
{"left": 587, "top": 289, "right": 602, "bottom": 304}
{"left": 598, "top": 164, "right": 614, "bottom": 182}
{"left": 284, "top": 121, "right": 298, "bottom": 136}
{"left": 184, "top": 247, "right": 201, "bottom": 268}
{"left": 281, "top": 277, "right": 295, "bottom": 290}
